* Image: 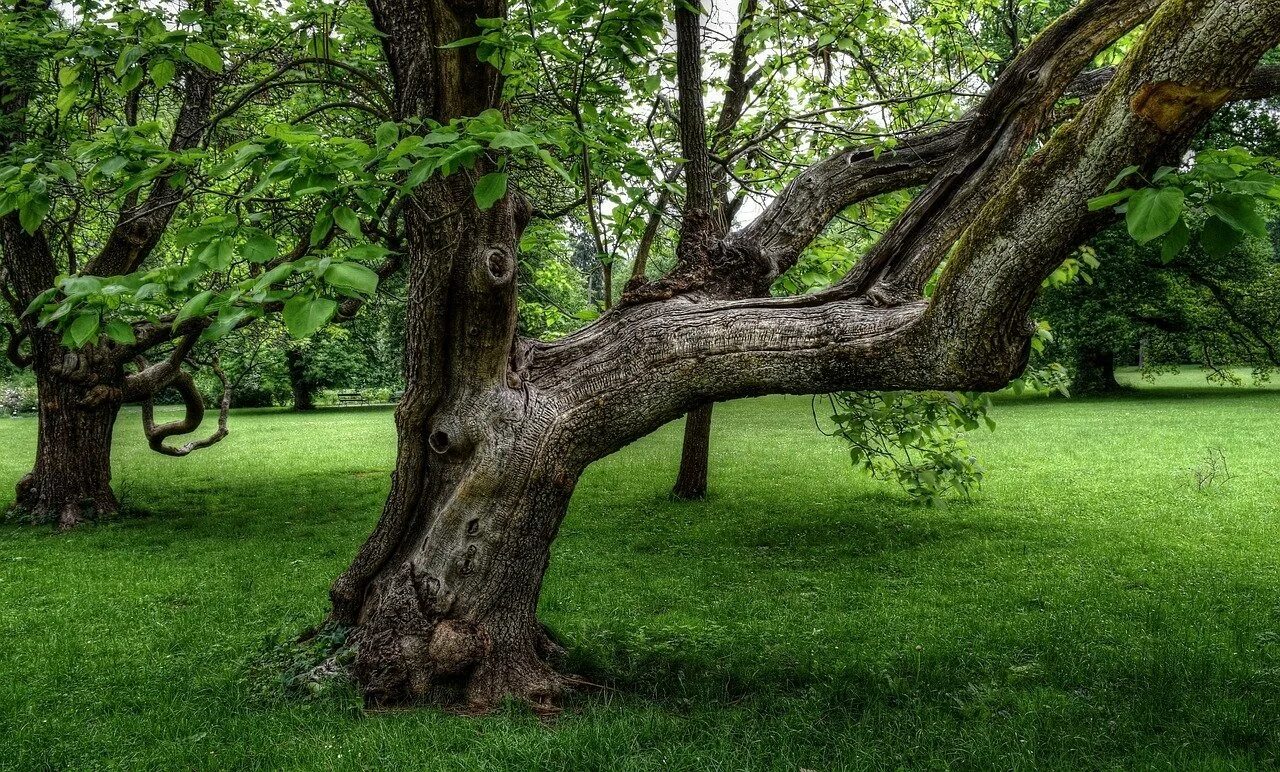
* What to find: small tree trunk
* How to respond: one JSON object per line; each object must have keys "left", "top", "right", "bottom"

{"left": 13, "top": 356, "right": 121, "bottom": 528}
{"left": 286, "top": 348, "right": 314, "bottom": 411}
{"left": 671, "top": 403, "right": 713, "bottom": 500}
{"left": 1072, "top": 346, "right": 1121, "bottom": 394}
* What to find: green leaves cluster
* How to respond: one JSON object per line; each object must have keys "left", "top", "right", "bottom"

{"left": 825, "top": 390, "right": 994, "bottom": 504}
{"left": 1089, "top": 147, "right": 1280, "bottom": 263}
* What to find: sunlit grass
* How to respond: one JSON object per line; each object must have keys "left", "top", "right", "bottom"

{"left": 1, "top": 377, "right": 1278, "bottom": 769}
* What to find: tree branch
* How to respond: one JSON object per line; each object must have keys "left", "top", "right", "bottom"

{"left": 140, "top": 358, "right": 231, "bottom": 457}
{"left": 2, "top": 321, "right": 31, "bottom": 368}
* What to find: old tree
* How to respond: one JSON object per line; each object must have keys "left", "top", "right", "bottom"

{"left": 322, "top": 0, "right": 1280, "bottom": 710}
{"left": 6, "top": 0, "right": 1280, "bottom": 712}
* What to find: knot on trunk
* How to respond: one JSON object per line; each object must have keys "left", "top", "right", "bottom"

{"left": 1131, "top": 81, "right": 1232, "bottom": 133}
{"left": 427, "top": 619, "right": 489, "bottom": 676}
{"left": 620, "top": 210, "right": 770, "bottom": 306}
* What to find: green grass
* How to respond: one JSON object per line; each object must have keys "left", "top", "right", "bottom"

{"left": 1, "top": 378, "right": 1280, "bottom": 770}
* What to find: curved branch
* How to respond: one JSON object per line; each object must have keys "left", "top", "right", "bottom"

{"left": 140, "top": 358, "right": 230, "bottom": 457}
{"left": 291, "top": 100, "right": 391, "bottom": 124}
{"left": 2, "top": 321, "right": 32, "bottom": 368}
{"left": 120, "top": 334, "right": 201, "bottom": 399}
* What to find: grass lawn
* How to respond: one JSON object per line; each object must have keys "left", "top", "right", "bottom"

{"left": 1, "top": 377, "right": 1279, "bottom": 769}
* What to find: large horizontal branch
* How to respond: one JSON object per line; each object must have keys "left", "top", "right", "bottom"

{"left": 736, "top": 57, "right": 1280, "bottom": 289}
{"left": 524, "top": 293, "right": 1011, "bottom": 467}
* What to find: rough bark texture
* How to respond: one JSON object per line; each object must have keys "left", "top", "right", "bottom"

{"left": 327, "top": 0, "right": 1280, "bottom": 713}
{"left": 12, "top": 336, "right": 122, "bottom": 528}
{"left": 671, "top": 403, "right": 713, "bottom": 500}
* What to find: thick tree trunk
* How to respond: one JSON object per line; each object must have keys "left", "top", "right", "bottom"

{"left": 344, "top": 415, "right": 576, "bottom": 712}
{"left": 12, "top": 344, "right": 122, "bottom": 528}
{"left": 671, "top": 403, "right": 713, "bottom": 500}
{"left": 286, "top": 347, "right": 315, "bottom": 411}
{"left": 1072, "top": 347, "right": 1121, "bottom": 394}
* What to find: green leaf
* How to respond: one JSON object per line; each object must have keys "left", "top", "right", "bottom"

{"left": 1087, "top": 189, "right": 1134, "bottom": 211}
{"left": 347, "top": 244, "right": 394, "bottom": 261}
{"left": 1126, "top": 187, "right": 1184, "bottom": 245}
{"left": 489, "top": 130, "right": 538, "bottom": 150}
{"left": 333, "top": 206, "right": 362, "bottom": 238}
{"left": 66, "top": 313, "right": 100, "bottom": 348}
{"left": 173, "top": 290, "right": 214, "bottom": 330}
{"left": 22, "top": 287, "right": 58, "bottom": 318}
{"left": 282, "top": 297, "right": 337, "bottom": 339}
{"left": 1160, "top": 217, "right": 1190, "bottom": 264}
{"left": 18, "top": 195, "right": 50, "bottom": 235}
{"left": 242, "top": 233, "right": 278, "bottom": 263}
{"left": 1201, "top": 215, "right": 1244, "bottom": 259}
{"left": 324, "top": 262, "right": 379, "bottom": 297}
{"left": 58, "top": 65, "right": 80, "bottom": 87}
{"left": 1206, "top": 193, "right": 1268, "bottom": 238}
{"left": 1105, "top": 166, "right": 1141, "bottom": 192}
{"left": 375, "top": 122, "right": 399, "bottom": 150}
{"left": 104, "top": 319, "right": 137, "bottom": 345}
{"left": 472, "top": 172, "right": 508, "bottom": 210}
{"left": 149, "top": 59, "right": 176, "bottom": 89}
{"left": 56, "top": 83, "right": 79, "bottom": 116}
{"left": 98, "top": 156, "right": 129, "bottom": 176}
{"left": 184, "top": 42, "right": 223, "bottom": 73}
{"left": 310, "top": 212, "right": 334, "bottom": 245}
{"left": 251, "top": 263, "right": 294, "bottom": 293}
{"left": 202, "top": 309, "right": 251, "bottom": 341}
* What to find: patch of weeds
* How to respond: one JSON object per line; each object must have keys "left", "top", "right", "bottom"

{"left": 243, "top": 623, "right": 357, "bottom": 704}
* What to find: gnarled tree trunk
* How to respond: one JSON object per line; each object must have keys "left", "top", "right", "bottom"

{"left": 13, "top": 339, "right": 122, "bottom": 528}
{"left": 326, "top": 0, "right": 1280, "bottom": 714}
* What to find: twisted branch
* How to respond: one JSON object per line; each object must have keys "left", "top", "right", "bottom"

{"left": 140, "top": 357, "right": 231, "bottom": 457}
{"left": 2, "top": 321, "right": 32, "bottom": 368}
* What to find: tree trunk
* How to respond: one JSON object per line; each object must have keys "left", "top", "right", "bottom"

{"left": 340, "top": 411, "right": 577, "bottom": 712}
{"left": 12, "top": 343, "right": 122, "bottom": 528}
{"left": 286, "top": 347, "right": 315, "bottom": 411}
{"left": 1072, "top": 346, "right": 1121, "bottom": 394}
{"left": 671, "top": 403, "right": 713, "bottom": 500}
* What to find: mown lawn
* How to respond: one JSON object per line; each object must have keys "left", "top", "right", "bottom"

{"left": 1, "top": 377, "right": 1279, "bottom": 769}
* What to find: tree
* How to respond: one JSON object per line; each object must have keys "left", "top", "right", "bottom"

{"left": 1039, "top": 93, "right": 1280, "bottom": 392}
{"left": 0, "top": 0, "right": 394, "bottom": 526}
{"left": 311, "top": 0, "right": 1280, "bottom": 713}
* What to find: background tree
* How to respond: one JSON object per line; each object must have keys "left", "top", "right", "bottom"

{"left": 0, "top": 0, "right": 397, "bottom": 525}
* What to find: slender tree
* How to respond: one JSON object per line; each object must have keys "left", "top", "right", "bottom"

{"left": 316, "top": 0, "right": 1280, "bottom": 712}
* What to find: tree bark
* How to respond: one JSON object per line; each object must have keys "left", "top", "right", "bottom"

{"left": 671, "top": 403, "right": 713, "bottom": 500}
{"left": 11, "top": 336, "right": 122, "bottom": 528}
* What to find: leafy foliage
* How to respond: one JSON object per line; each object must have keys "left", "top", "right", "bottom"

{"left": 822, "top": 390, "right": 993, "bottom": 504}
